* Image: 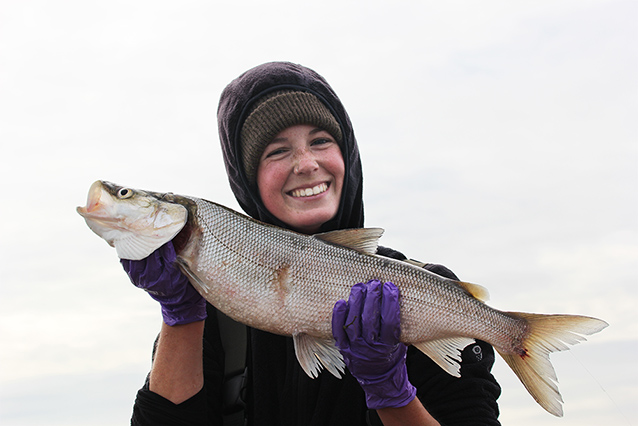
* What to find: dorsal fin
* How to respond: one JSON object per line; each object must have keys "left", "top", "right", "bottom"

{"left": 456, "top": 281, "right": 490, "bottom": 302}
{"left": 313, "top": 228, "right": 384, "bottom": 254}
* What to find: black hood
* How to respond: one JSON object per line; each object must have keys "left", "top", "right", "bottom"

{"left": 217, "top": 61, "right": 364, "bottom": 232}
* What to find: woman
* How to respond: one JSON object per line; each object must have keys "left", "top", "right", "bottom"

{"left": 123, "top": 62, "right": 501, "bottom": 425}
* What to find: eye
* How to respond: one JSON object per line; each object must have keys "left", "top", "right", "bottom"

{"left": 263, "top": 145, "right": 289, "bottom": 160}
{"left": 117, "top": 188, "right": 133, "bottom": 199}
{"left": 311, "top": 137, "right": 335, "bottom": 148}
{"left": 266, "top": 148, "right": 286, "bottom": 157}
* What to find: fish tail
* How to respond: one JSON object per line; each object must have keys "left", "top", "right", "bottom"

{"left": 496, "top": 312, "right": 608, "bottom": 417}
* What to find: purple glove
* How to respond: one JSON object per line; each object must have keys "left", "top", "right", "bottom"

{"left": 120, "top": 242, "right": 207, "bottom": 326}
{"left": 332, "top": 280, "right": 416, "bottom": 410}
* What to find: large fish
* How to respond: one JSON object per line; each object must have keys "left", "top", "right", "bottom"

{"left": 77, "top": 180, "right": 607, "bottom": 417}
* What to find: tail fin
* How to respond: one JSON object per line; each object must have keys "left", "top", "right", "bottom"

{"left": 495, "top": 313, "right": 608, "bottom": 417}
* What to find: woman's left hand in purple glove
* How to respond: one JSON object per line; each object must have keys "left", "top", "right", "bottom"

{"left": 332, "top": 280, "right": 416, "bottom": 410}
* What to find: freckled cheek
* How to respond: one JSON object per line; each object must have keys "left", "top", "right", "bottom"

{"left": 257, "top": 163, "right": 291, "bottom": 207}
{"left": 324, "top": 156, "right": 345, "bottom": 194}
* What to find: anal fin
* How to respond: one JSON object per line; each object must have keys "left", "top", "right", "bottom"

{"left": 413, "top": 337, "right": 475, "bottom": 377}
{"left": 293, "top": 333, "right": 345, "bottom": 379}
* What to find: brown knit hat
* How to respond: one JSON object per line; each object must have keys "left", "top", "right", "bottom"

{"left": 240, "top": 90, "right": 343, "bottom": 186}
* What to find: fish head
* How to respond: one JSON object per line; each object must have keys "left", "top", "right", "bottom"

{"left": 76, "top": 180, "right": 188, "bottom": 260}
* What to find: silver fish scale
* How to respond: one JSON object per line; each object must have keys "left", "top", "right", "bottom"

{"left": 183, "top": 197, "right": 526, "bottom": 347}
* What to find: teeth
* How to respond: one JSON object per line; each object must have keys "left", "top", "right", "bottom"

{"left": 291, "top": 183, "right": 328, "bottom": 198}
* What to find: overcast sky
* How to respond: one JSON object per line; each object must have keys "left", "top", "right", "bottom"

{"left": 1, "top": 1, "right": 636, "bottom": 425}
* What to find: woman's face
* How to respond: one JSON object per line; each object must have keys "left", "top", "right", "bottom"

{"left": 257, "top": 124, "right": 345, "bottom": 234}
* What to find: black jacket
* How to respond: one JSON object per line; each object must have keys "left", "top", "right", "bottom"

{"left": 131, "top": 62, "right": 501, "bottom": 426}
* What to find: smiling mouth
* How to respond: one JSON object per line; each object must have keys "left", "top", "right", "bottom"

{"left": 289, "top": 182, "right": 329, "bottom": 198}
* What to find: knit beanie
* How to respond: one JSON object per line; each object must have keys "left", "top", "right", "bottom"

{"left": 240, "top": 90, "right": 343, "bottom": 186}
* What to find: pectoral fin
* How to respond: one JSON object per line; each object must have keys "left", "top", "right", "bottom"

{"left": 292, "top": 333, "right": 345, "bottom": 379}
{"left": 114, "top": 230, "right": 182, "bottom": 261}
{"left": 413, "top": 337, "right": 475, "bottom": 377}
{"left": 113, "top": 203, "right": 188, "bottom": 260}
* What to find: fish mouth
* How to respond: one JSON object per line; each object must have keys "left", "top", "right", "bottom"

{"left": 84, "top": 180, "right": 105, "bottom": 213}
{"left": 76, "top": 180, "right": 117, "bottom": 222}
{"left": 76, "top": 206, "right": 118, "bottom": 223}
{"left": 288, "top": 182, "right": 329, "bottom": 198}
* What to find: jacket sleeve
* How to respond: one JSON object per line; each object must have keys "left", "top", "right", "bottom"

{"left": 372, "top": 247, "right": 502, "bottom": 426}
{"left": 131, "top": 380, "right": 214, "bottom": 426}
{"left": 130, "top": 304, "right": 226, "bottom": 426}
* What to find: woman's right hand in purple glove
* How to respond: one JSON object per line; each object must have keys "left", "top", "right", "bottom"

{"left": 120, "top": 241, "right": 207, "bottom": 326}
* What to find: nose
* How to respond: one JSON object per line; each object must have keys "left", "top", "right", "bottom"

{"left": 293, "top": 148, "right": 319, "bottom": 175}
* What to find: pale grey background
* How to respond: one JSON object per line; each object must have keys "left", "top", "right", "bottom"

{"left": 1, "top": 1, "right": 636, "bottom": 425}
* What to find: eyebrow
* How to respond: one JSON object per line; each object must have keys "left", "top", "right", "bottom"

{"left": 269, "top": 127, "right": 328, "bottom": 144}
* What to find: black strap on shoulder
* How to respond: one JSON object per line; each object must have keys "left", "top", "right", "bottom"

{"left": 217, "top": 311, "right": 247, "bottom": 376}
{"left": 217, "top": 309, "right": 248, "bottom": 426}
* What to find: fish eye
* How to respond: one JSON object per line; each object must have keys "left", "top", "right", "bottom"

{"left": 117, "top": 188, "right": 133, "bottom": 199}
